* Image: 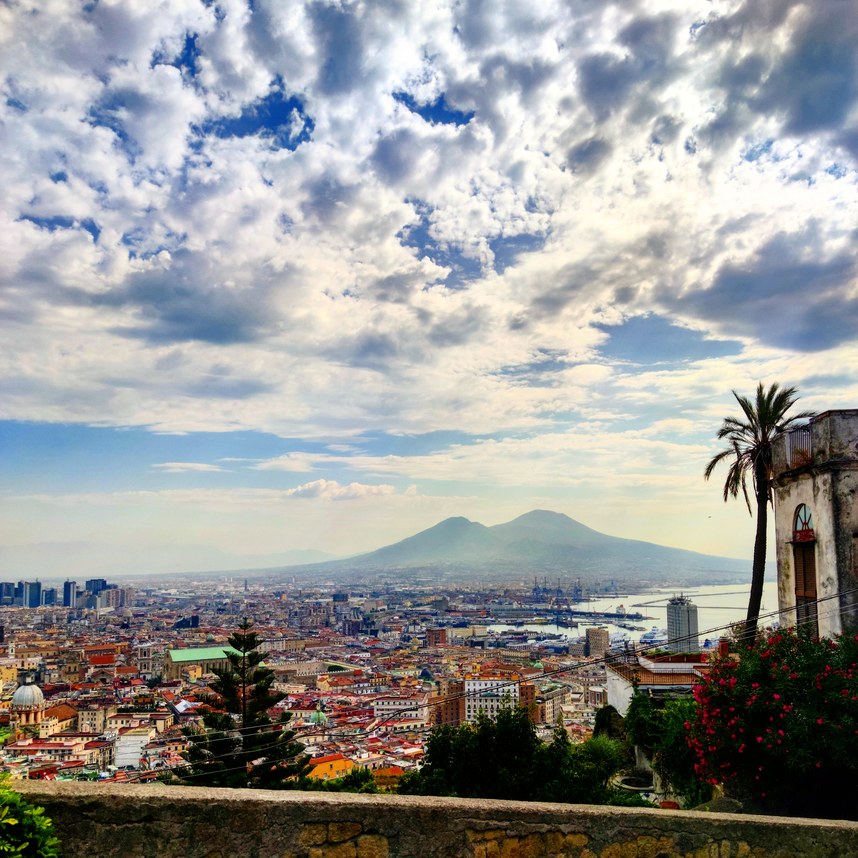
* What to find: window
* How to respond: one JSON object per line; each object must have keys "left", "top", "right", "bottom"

{"left": 792, "top": 504, "right": 818, "bottom": 637}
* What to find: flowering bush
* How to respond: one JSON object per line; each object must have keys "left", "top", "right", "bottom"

{"left": 687, "top": 626, "right": 858, "bottom": 818}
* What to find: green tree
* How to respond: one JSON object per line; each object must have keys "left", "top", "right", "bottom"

{"left": 624, "top": 693, "right": 709, "bottom": 807}
{"left": 398, "top": 706, "right": 638, "bottom": 806}
{"left": 704, "top": 383, "right": 812, "bottom": 643}
{"left": 178, "top": 618, "right": 308, "bottom": 788}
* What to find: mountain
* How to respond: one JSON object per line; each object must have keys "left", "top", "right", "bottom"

{"left": 296, "top": 509, "right": 755, "bottom": 583}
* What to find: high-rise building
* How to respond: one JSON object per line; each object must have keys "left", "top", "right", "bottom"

{"left": 585, "top": 626, "right": 610, "bottom": 657}
{"left": 85, "top": 578, "right": 108, "bottom": 596}
{"left": 22, "top": 581, "right": 42, "bottom": 609}
{"left": 667, "top": 595, "right": 699, "bottom": 653}
{"left": 41, "top": 587, "right": 57, "bottom": 606}
{"left": 63, "top": 580, "right": 77, "bottom": 607}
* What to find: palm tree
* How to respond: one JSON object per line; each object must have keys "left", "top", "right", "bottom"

{"left": 704, "top": 383, "right": 813, "bottom": 644}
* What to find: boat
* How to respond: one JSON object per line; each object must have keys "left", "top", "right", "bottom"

{"left": 639, "top": 627, "right": 668, "bottom": 646}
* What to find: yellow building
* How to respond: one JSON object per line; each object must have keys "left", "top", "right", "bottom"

{"left": 306, "top": 753, "right": 355, "bottom": 781}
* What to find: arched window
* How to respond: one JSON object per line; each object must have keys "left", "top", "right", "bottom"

{"left": 792, "top": 504, "right": 818, "bottom": 636}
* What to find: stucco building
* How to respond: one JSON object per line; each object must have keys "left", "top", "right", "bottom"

{"left": 771, "top": 409, "right": 858, "bottom": 638}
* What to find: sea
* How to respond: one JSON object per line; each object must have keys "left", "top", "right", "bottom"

{"left": 486, "top": 580, "right": 780, "bottom": 648}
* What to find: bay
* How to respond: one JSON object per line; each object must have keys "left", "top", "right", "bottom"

{"left": 486, "top": 579, "right": 780, "bottom": 646}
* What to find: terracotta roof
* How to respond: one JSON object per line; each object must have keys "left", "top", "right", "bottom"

{"left": 310, "top": 753, "right": 345, "bottom": 765}
{"left": 43, "top": 704, "right": 78, "bottom": 722}
{"left": 607, "top": 663, "right": 700, "bottom": 686}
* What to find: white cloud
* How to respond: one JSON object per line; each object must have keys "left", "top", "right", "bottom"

{"left": 152, "top": 462, "right": 226, "bottom": 473}
{"left": 1, "top": 1, "right": 856, "bottom": 566}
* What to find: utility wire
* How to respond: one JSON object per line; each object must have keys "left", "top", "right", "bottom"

{"left": 157, "top": 588, "right": 858, "bottom": 782}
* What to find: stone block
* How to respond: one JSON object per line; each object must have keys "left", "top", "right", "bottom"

{"left": 309, "top": 844, "right": 357, "bottom": 858}
{"left": 356, "top": 834, "right": 389, "bottom": 858}
{"left": 300, "top": 824, "right": 329, "bottom": 846}
{"left": 329, "top": 821, "right": 363, "bottom": 843}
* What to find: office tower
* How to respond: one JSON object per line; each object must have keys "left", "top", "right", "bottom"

{"left": 667, "top": 595, "right": 699, "bottom": 653}
{"left": 23, "top": 581, "right": 42, "bottom": 609}
{"left": 85, "top": 578, "right": 108, "bottom": 595}
{"left": 63, "top": 580, "right": 77, "bottom": 607}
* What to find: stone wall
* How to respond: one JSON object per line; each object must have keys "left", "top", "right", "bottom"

{"left": 16, "top": 782, "right": 858, "bottom": 858}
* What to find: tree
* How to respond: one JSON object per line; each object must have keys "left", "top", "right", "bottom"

{"left": 398, "top": 706, "right": 641, "bottom": 806}
{"left": 623, "top": 693, "right": 710, "bottom": 807}
{"left": 687, "top": 626, "right": 858, "bottom": 819}
{"left": 704, "top": 383, "right": 812, "bottom": 643}
{"left": 178, "top": 618, "right": 308, "bottom": 788}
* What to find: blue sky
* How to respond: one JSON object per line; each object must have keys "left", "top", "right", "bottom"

{"left": 1, "top": 0, "right": 857, "bottom": 576}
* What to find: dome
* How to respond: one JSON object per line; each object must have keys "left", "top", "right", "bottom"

{"left": 11, "top": 682, "right": 44, "bottom": 710}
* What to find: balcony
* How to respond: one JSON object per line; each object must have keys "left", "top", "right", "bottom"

{"left": 773, "top": 410, "right": 858, "bottom": 478}
{"left": 783, "top": 425, "right": 813, "bottom": 469}
{"left": 16, "top": 781, "right": 858, "bottom": 857}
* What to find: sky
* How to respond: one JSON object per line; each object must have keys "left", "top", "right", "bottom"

{"left": 1, "top": 0, "right": 857, "bottom": 578}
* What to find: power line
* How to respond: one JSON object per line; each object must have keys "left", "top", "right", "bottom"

{"left": 155, "top": 587, "right": 858, "bottom": 782}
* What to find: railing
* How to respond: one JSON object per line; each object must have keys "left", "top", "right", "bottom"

{"left": 784, "top": 426, "right": 813, "bottom": 469}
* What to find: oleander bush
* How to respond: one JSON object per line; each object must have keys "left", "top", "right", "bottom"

{"left": 687, "top": 626, "right": 858, "bottom": 819}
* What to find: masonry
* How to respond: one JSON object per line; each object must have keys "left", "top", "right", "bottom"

{"left": 17, "top": 782, "right": 858, "bottom": 858}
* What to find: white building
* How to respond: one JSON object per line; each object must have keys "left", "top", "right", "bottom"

{"left": 371, "top": 693, "right": 430, "bottom": 724}
{"left": 666, "top": 596, "right": 699, "bottom": 653}
{"left": 463, "top": 676, "right": 519, "bottom": 722}
{"left": 771, "top": 410, "right": 858, "bottom": 639}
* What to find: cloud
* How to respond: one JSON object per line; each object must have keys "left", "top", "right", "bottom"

{"left": 284, "top": 479, "right": 397, "bottom": 500}
{"left": 1, "top": 0, "right": 857, "bottom": 568}
{"left": 153, "top": 462, "right": 226, "bottom": 473}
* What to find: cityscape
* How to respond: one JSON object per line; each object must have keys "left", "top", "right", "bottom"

{"left": 0, "top": 567, "right": 730, "bottom": 785}
{"left": 2, "top": 0, "right": 858, "bottom": 852}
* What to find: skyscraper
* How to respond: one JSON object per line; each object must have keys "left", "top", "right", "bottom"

{"left": 22, "top": 580, "right": 42, "bottom": 609}
{"left": 667, "top": 595, "right": 699, "bottom": 653}
{"left": 63, "top": 580, "right": 77, "bottom": 607}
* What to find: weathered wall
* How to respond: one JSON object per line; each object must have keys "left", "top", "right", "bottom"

{"left": 772, "top": 410, "right": 858, "bottom": 637}
{"left": 16, "top": 781, "right": 858, "bottom": 858}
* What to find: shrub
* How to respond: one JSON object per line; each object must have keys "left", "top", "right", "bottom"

{"left": 624, "top": 693, "right": 710, "bottom": 807}
{"left": 687, "top": 626, "right": 858, "bottom": 818}
{"left": 0, "top": 781, "right": 61, "bottom": 857}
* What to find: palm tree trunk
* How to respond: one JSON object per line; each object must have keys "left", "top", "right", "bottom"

{"left": 743, "top": 458, "right": 769, "bottom": 644}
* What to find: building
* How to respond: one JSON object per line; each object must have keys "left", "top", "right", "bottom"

{"left": 163, "top": 646, "right": 241, "bottom": 680}
{"left": 371, "top": 693, "right": 430, "bottom": 724}
{"left": 463, "top": 674, "right": 520, "bottom": 722}
{"left": 9, "top": 677, "right": 46, "bottom": 730}
{"left": 666, "top": 596, "right": 699, "bottom": 653}
{"left": 22, "top": 581, "right": 41, "bottom": 609}
{"left": 771, "top": 410, "right": 858, "bottom": 638}
{"left": 605, "top": 653, "right": 707, "bottom": 716}
{"left": 585, "top": 627, "right": 610, "bottom": 658}
{"left": 62, "top": 580, "right": 77, "bottom": 607}
{"left": 85, "top": 578, "right": 108, "bottom": 596}
{"left": 426, "top": 628, "right": 447, "bottom": 647}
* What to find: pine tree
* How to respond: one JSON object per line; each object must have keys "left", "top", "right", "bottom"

{"left": 178, "top": 618, "right": 308, "bottom": 788}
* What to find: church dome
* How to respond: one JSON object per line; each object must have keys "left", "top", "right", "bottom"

{"left": 11, "top": 682, "right": 44, "bottom": 710}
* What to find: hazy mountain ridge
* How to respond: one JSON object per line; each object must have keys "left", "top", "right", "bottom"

{"left": 296, "top": 509, "right": 755, "bottom": 582}
{"left": 2, "top": 510, "right": 754, "bottom": 582}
